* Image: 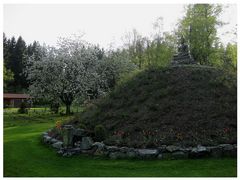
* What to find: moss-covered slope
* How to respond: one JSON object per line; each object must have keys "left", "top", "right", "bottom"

{"left": 70, "top": 65, "right": 237, "bottom": 147}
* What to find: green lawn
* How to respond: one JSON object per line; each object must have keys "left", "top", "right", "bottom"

{"left": 4, "top": 111, "right": 237, "bottom": 177}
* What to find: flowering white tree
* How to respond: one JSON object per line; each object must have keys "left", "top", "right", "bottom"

{"left": 26, "top": 37, "right": 136, "bottom": 114}
{"left": 26, "top": 37, "right": 103, "bottom": 114}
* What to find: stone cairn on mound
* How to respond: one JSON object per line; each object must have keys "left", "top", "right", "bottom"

{"left": 171, "top": 36, "right": 196, "bottom": 65}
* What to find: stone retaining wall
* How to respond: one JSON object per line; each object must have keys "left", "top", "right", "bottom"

{"left": 42, "top": 126, "right": 237, "bottom": 159}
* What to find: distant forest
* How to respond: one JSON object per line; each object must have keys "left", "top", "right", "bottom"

{"left": 3, "top": 4, "right": 237, "bottom": 94}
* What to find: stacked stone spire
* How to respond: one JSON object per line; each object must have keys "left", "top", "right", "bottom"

{"left": 171, "top": 36, "right": 196, "bottom": 65}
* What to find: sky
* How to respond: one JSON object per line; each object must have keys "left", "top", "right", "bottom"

{"left": 3, "top": 4, "right": 237, "bottom": 49}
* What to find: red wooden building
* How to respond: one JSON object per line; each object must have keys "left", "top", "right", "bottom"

{"left": 4, "top": 93, "right": 31, "bottom": 108}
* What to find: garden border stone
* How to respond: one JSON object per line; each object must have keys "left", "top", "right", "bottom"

{"left": 42, "top": 128, "right": 237, "bottom": 159}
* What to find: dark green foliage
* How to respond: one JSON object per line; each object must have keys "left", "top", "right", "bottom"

{"left": 14, "top": 36, "right": 28, "bottom": 88}
{"left": 3, "top": 33, "right": 43, "bottom": 93}
{"left": 78, "top": 123, "right": 87, "bottom": 130}
{"left": 178, "top": 4, "right": 224, "bottom": 65}
{"left": 18, "top": 101, "right": 28, "bottom": 114}
{"left": 27, "top": 41, "right": 43, "bottom": 61}
{"left": 94, "top": 124, "right": 107, "bottom": 141}
{"left": 3, "top": 64, "right": 14, "bottom": 90}
{"left": 123, "top": 29, "right": 176, "bottom": 69}
{"left": 70, "top": 65, "right": 236, "bottom": 147}
{"left": 50, "top": 101, "right": 60, "bottom": 114}
{"left": 4, "top": 36, "right": 28, "bottom": 91}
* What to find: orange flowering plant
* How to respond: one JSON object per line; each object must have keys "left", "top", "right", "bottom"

{"left": 55, "top": 120, "right": 62, "bottom": 130}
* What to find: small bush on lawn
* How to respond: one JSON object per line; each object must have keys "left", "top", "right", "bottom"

{"left": 78, "top": 123, "right": 87, "bottom": 130}
{"left": 18, "top": 102, "right": 28, "bottom": 114}
{"left": 50, "top": 101, "right": 60, "bottom": 114}
{"left": 94, "top": 124, "right": 107, "bottom": 141}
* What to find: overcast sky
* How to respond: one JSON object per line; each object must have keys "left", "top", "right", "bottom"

{"left": 4, "top": 4, "right": 237, "bottom": 49}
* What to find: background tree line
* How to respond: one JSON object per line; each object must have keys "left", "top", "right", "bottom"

{"left": 3, "top": 33, "right": 42, "bottom": 92}
{"left": 177, "top": 4, "right": 237, "bottom": 69}
{"left": 121, "top": 4, "right": 237, "bottom": 70}
{"left": 3, "top": 4, "right": 237, "bottom": 114}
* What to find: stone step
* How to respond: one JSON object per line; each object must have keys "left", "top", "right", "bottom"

{"left": 173, "top": 58, "right": 194, "bottom": 62}
{"left": 173, "top": 54, "right": 191, "bottom": 58}
{"left": 173, "top": 52, "right": 189, "bottom": 57}
{"left": 173, "top": 57, "right": 192, "bottom": 61}
{"left": 171, "top": 59, "right": 195, "bottom": 65}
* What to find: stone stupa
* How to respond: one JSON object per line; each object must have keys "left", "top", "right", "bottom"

{"left": 171, "top": 37, "right": 196, "bottom": 65}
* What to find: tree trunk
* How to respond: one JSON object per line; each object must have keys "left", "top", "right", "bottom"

{"left": 66, "top": 104, "right": 71, "bottom": 115}
{"left": 60, "top": 92, "right": 74, "bottom": 115}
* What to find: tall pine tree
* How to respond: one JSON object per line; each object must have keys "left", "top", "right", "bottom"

{"left": 14, "top": 36, "right": 28, "bottom": 89}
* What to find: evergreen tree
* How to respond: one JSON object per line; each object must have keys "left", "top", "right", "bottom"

{"left": 27, "top": 41, "right": 42, "bottom": 61}
{"left": 6, "top": 36, "right": 16, "bottom": 70}
{"left": 3, "top": 64, "right": 14, "bottom": 91}
{"left": 3, "top": 33, "right": 10, "bottom": 66}
{"left": 13, "top": 36, "right": 28, "bottom": 89}
{"left": 3, "top": 34, "right": 47, "bottom": 92}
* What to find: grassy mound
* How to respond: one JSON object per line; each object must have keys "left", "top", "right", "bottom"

{"left": 70, "top": 65, "right": 237, "bottom": 147}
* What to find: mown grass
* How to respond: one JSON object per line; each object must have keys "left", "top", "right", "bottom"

{"left": 4, "top": 111, "right": 237, "bottom": 177}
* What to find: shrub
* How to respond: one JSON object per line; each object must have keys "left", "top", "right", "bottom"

{"left": 50, "top": 101, "right": 60, "bottom": 114}
{"left": 94, "top": 124, "right": 106, "bottom": 141}
{"left": 78, "top": 123, "right": 87, "bottom": 130}
{"left": 18, "top": 101, "right": 28, "bottom": 114}
{"left": 55, "top": 120, "right": 62, "bottom": 129}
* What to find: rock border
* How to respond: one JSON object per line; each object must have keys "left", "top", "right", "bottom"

{"left": 42, "top": 128, "right": 237, "bottom": 159}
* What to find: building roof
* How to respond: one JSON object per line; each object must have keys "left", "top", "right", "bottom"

{"left": 4, "top": 93, "right": 31, "bottom": 99}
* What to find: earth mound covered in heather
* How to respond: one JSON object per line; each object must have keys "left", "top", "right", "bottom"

{"left": 68, "top": 65, "right": 237, "bottom": 148}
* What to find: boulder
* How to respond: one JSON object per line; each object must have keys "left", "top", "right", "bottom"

{"left": 172, "top": 151, "right": 188, "bottom": 159}
{"left": 42, "top": 132, "right": 48, "bottom": 136}
{"left": 103, "top": 150, "right": 110, "bottom": 156}
{"left": 62, "top": 148, "right": 81, "bottom": 156}
{"left": 80, "top": 137, "right": 93, "bottom": 150}
{"left": 52, "top": 141, "right": 63, "bottom": 149}
{"left": 105, "top": 146, "right": 119, "bottom": 152}
{"left": 126, "top": 151, "right": 137, "bottom": 158}
{"left": 43, "top": 135, "right": 52, "bottom": 143}
{"left": 63, "top": 151, "right": 74, "bottom": 157}
{"left": 181, "top": 147, "right": 193, "bottom": 152}
{"left": 92, "top": 142, "right": 105, "bottom": 150}
{"left": 190, "top": 145, "right": 209, "bottom": 158}
{"left": 74, "top": 128, "right": 85, "bottom": 136}
{"left": 47, "top": 128, "right": 53, "bottom": 133}
{"left": 50, "top": 138, "right": 58, "bottom": 144}
{"left": 109, "top": 152, "right": 126, "bottom": 159}
{"left": 207, "top": 146, "right": 222, "bottom": 158}
{"left": 93, "top": 148, "right": 105, "bottom": 156}
{"left": 166, "top": 145, "right": 181, "bottom": 152}
{"left": 157, "top": 154, "right": 163, "bottom": 159}
{"left": 119, "top": 147, "right": 129, "bottom": 153}
{"left": 74, "top": 141, "right": 81, "bottom": 147}
{"left": 161, "top": 153, "right": 172, "bottom": 160}
{"left": 137, "top": 149, "right": 158, "bottom": 158}
{"left": 218, "top": 144, "right": 231, "bottom": 149}
{"left": 222, "top": 144, "right": 234, "bottom": 151}
{"left": 57, "top": 149, "right": 64, "bottom": 155}
{"left": 191, "top": 145, "right": 208, "bottom": 153}
{"left": 90, "top": 142, "right": 105, "bottom": 155}
{"left": 158, "top": 145, "right": 167, "bottom": 153}
{"left": 220, "top": 144, "right": 237, "bottom": 157}
{"left": 81, "top": 149, "right": 91, "bottom": 154}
